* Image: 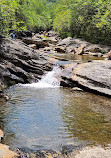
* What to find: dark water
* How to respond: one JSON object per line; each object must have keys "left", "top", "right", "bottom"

{"left": 0, "top": 85, "right": 111, "bottom": 150}
{"left": 55, "top": 54, "right": 104, "bottom": 61}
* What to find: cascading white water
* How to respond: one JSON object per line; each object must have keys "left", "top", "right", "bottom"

{"left": 24, "top": 67, "right": 62, "bottom": 88}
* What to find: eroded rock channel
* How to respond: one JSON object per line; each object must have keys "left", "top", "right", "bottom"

{"left": 0, "top": 33, "right": 111, "bottom": 157}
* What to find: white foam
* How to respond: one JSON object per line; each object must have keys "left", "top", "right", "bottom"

{"left": 23, "top": 67, "right": 62, "bottom": 88}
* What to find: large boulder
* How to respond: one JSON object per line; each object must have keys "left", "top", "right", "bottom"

{"left": 0, "top": 37, "right": 51, "bottom": 90}
{"left": 42, "top": 37, "right": 58, "bottom": 44}
{"left": 55, "top": 46, "right": 67, "bottom": 53}
{"left": 57, "top": 37, "right": 74, "bottom": 46}
{"left": 23, "top": 38, "right": 49, "bottom": 48}
{"left": 57, "top": 37, "right": 88, "bottom": 47}
{"left": 57, "top": 37, "right": 111, "bottom": 55}
{"left": 61, "top": 61, "right": 111, "bottom": 97}
{"left": 60, "top": 145, "right": 111, "bottom": 158}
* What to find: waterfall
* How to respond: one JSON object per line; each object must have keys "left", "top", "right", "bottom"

{"left": 23, "top": 67, "right": 62, "bottom": 88}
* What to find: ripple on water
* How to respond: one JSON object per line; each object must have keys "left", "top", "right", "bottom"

{"left": 0, "top": 85, "right": 111, "bottom": 150}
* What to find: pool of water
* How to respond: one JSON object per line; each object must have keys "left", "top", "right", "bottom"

{"left": 0, "top": 85, "right": 111, "bottom": 151}
{"left": 55, "top": 53, "right": 104, "bottom": 61}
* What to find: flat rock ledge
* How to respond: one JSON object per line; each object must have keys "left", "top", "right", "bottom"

{"left": 59, "top": 145, "right": 111, "bottom": 158}
{"left": 62, "top": 60, "right": 111, "bottom": 97}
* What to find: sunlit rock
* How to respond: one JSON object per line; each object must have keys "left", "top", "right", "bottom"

{"left": 0, "top": 143, "right": 18, "bottom": 158}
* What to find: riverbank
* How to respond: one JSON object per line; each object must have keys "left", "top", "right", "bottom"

{"left": 1, "top": 144, "right": 110, "bottom": 158}
{"left": 0, "top": 33, "right": 111, "bottom": 92}
{"left": 59, "top": 60, "right": 111, "bottom": 97}
{"left": 0, "top": 33, "right": 111, "bottom": 157}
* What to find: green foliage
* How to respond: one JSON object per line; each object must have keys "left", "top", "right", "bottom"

{"left": 69, "top": 0, "right": 111, "bottom": 44}
{"left": 53, "top": 9, "right": 71, "bottom": 38}
{"left": 0, "top": 0, "right": 20, "bottom": 34}
{"left": 0, "top": 0, "right": 53, "bottom": 35}
{"left": 0, "top": 0, "right": 111, "bottom": 45}
{"left": 53, "top": 0, "right": 111, "bottom": 44}
{"left": 20, "top": 0, "right": 52, "bottom": 31}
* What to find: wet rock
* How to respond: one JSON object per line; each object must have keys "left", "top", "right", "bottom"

{"left": 74, "top": 146, "right": 111, "bottom": 158}
{"left": 16, "top": 148, "right": 60, "bottom": 158}
{"left": 35, "top": 149, "right": 60, "bottom": 158}
{"left": 59, "top": 146, "right": 111, "bottom": 158}
{"left": 0, "top": 92, "right": 9, "bottom": 101}
{"left": 61, "top": 144, "right": 83, "bottom": 155}
{"left": 60, "top": 79, "right": 72, "bottom": 87}
{"left": 60, "top": 77, "right": 75, "bottom": 88}
{"left": 72, "top": 87, "right": 83, "bottom": 91}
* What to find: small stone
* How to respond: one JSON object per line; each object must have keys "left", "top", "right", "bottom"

{"left": 28, "top": 44, "right": 37, "bottom": 49}
{"left": 72, "top": 87, "right": 83, "bottom": 92}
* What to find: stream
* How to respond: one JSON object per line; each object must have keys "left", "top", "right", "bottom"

{"left": 0, "top": 56, "right": 111, "bottom": 152}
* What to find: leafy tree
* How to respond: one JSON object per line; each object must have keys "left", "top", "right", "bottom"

{"left": 0, "top": 0, "right": 110, "bottom": 45}
{"left": 53, "top": 0, "right": 111, "bottom": 44}
{"left": 19, "top": 0, "right": 52, "bottom": 31}
{"left": 0, "top": 0, "right": 19, "bottom": 34}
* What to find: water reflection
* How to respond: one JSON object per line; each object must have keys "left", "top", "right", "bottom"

{"left": 55, "top": 54, "right": 104, "bottom": 61}
{"left": 0, "top": 86, "right": 111, "bottom": 150}
{"left": 61, "top": 89, "right": 111, "bottom": 145}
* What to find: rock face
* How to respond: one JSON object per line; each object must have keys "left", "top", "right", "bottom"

{"left": 59, "top": 146, "right": 111, "bottom": 158}
{"left": 0, "top": 143, "right": 18, "bottom": 158}
{"left": 0, "top": 37, "right": 51, "bottom": 90}
{"left": 0, "top": 34, "right": 111, "bottom": 98}
{"left": 57, "top": 37, "right": 111, "bottom": 56}
{"left": 16, "top": 149, "right": 60, "bottom": 158}
{"left": 62, "top": 60, "right": 111, "bottom": 97}
{"left": 23, "top": 38, "right": 49, "bottom": 48}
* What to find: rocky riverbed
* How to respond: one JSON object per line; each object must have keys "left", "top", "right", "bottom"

{"left": 60, "top": 60, "right": 111, "bottom": 97}
{"left": 0, "top": 32, "right": 111, "bottom": 157}
{"left": 0, "top": 32, "right": 111, "bottom": 96}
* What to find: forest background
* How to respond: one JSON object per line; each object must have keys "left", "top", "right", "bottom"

{"left": 0, "top": 0, "right": 111, "bottom": 45}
